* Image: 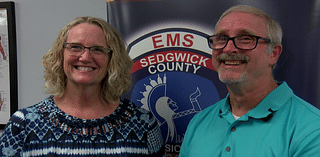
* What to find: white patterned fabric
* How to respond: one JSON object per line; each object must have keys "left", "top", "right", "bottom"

{"left": 0, "top": 96, "right": 165, "bottom": 156}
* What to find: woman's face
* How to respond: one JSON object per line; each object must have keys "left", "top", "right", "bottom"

{"left": 63, "top": 23, "right": 111, "bottom": 87}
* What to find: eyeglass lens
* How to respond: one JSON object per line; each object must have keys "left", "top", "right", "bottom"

{"left": 209, "top": 35, "right": 258, "bottom": 50}
{"left": 64, "top": 43, "right": 111, "bottom": 56}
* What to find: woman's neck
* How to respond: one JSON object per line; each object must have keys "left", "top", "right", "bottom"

{"left": 53, "top": 83, "right": 119, "bottom": 119}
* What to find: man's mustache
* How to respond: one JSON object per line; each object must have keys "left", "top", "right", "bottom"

{"left": 216, "top": 53, "right": 250, "bottom": 63}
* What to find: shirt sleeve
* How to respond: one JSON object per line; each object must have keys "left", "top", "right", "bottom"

{"left": 0, "top": 110, "right": 26, "bottom": 157}
{"left": 291, "top": 128, "right": 320, "bottom": 157}
{"left": 179, "top": 111, "right": 198, "bottom": 157}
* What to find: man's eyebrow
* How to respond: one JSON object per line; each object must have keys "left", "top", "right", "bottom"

{"left": 238, "top": 29, "right": 256, "bottom": 35}
{"left": 214, "top": 29, "right": 256, "bottom": 36}
{"left": 214, "top": 30, "right": 226, "bottom": 35}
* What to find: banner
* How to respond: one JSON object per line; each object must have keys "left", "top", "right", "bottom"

{"left": 107, "top": 0, "right": 320, "bottom": 155}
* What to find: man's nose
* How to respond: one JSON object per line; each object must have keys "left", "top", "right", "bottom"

{"left": 223, "top": 40, "right": 239, "bottom": 53}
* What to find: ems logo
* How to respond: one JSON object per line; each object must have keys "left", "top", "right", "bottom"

{"left": 127, "top": 28, "right": 224, "bottom": 149}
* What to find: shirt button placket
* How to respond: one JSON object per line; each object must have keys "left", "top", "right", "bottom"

{"left": 225, "top": 126, "right": 235, "bottom": 153}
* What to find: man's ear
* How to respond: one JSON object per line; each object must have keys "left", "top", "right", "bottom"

{"left": 268, "top": 44, "right": 282, "bottom": 65}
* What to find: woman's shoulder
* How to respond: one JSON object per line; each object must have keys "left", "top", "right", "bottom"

{"left": 1, "top": 96, "right": 54, "bottom": 135}
{"left": 11, "top": 96, "right": 54, "bottom": 121}
{"left": 120, "top": 97, "right": 156, "bottom": 122}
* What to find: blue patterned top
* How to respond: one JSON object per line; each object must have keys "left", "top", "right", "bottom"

{"left": 0, "top": 96, "right": 165, "bottom": 156}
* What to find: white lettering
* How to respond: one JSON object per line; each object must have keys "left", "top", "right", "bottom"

{"left": 141, "top": 53, "right": 210, "bottom": 67}
{"left": 167, "top": 62, "right": 174, "bottom": 71}
{"left": 156, "top": 54, "right": 165, "bottom": 63}
{"left": 165, "top": 143, "right": 181, "bottom": 153}
{"left": 185, "top": 63, "right": 192, "bottom": 72}
{"left": 148, "top": 56, "right": 156, "bottom": 65}
{"left": 190, "top": 55, "right": 199, "bottom": 64}
{"left": 199, "top": 56, "right": 209, "bottom": 67}
{"left": 166, "top": 53, "right": 174, "bottom": 62}
{"left": 176, "top": 62, "right": 184, "bottom": 71}
{"left": 157, "top": 63, "right": 166, "bottom": 72}
{"left": 140, "top": 58, "right": 148, "bottom": 67}
{"left": 147, "top": 62, "right": 202, "bottom": 74}
{"left": 175, "top": 53, "right": 187, "bottom": 62}
{"left": 193, "top": 65, "right": 201, "bottom": 74}
{"left": 148, "top": 65, "right": 156, "bottom": 74}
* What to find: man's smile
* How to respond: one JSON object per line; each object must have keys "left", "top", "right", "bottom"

{"left": 223, "top": 60, "right": 245, "bottom": 65}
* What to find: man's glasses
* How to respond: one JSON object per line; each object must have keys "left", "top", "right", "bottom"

{"left": 207, "top": 35, "right": 271, "bottom": 50}
{"left": 63, "top": 43, "right": 112, "bottom": 56}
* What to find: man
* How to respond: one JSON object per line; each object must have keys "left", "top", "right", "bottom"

{"left": 180, "top": 5, "right": 320, "bottom": 156}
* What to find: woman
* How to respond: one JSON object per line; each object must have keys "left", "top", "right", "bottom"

{"left": 0, "top": 16, "right": 165, "bottom": 156}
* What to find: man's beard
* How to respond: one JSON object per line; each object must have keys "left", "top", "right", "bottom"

{"left": 218, "top": 69, "right": 247, "bottom": 84}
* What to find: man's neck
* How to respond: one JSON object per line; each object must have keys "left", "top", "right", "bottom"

{"left": 227, "top": 78, "right": 278, "bottom": 117}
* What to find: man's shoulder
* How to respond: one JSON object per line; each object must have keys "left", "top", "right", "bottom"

{"left": 290, "top": 94, "right": 320, "bottom": 118}
{"left": 281, "top": 94, "right": 320, "bottom": 134}
{"left": 276, "top": 82, "right": 320, "bottom": 119}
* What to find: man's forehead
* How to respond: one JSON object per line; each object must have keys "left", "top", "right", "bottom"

{"left": 215, "top": 12, "right": 267, "bottom": 36}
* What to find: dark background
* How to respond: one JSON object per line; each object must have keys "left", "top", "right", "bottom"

{"left": 107, "top": 0, "right": 320, "bottom": 108}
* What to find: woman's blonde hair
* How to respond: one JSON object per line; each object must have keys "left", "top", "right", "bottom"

{"left": 42, "top": 16, "right": 132, "bottom": 104}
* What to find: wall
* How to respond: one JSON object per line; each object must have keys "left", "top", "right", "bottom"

{"left": 0, "top": 0, "right": 107, "bottom": 135}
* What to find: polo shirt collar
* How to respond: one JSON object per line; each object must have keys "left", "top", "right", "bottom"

{"left": 219, "top": 82, "right": 293, "bottom": 121}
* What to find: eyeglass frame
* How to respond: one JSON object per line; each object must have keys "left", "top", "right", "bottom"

{"left": 207, "top": 35, "right": 271, "bottom": 50}
{"left": 63, "top": 43, "right": 112, "bottom": 56}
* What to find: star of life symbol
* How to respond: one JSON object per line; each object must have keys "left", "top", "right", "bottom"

{"left": 138, "top": 74, "right": 202, "bottom": 143}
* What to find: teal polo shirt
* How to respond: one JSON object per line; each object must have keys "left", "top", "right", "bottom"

{"left": 180, "top": 82, "right": 320, "bottom": 157}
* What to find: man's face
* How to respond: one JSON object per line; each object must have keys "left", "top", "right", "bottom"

{"left": 212, "top": 12, "right": 273, "bottom": 84}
